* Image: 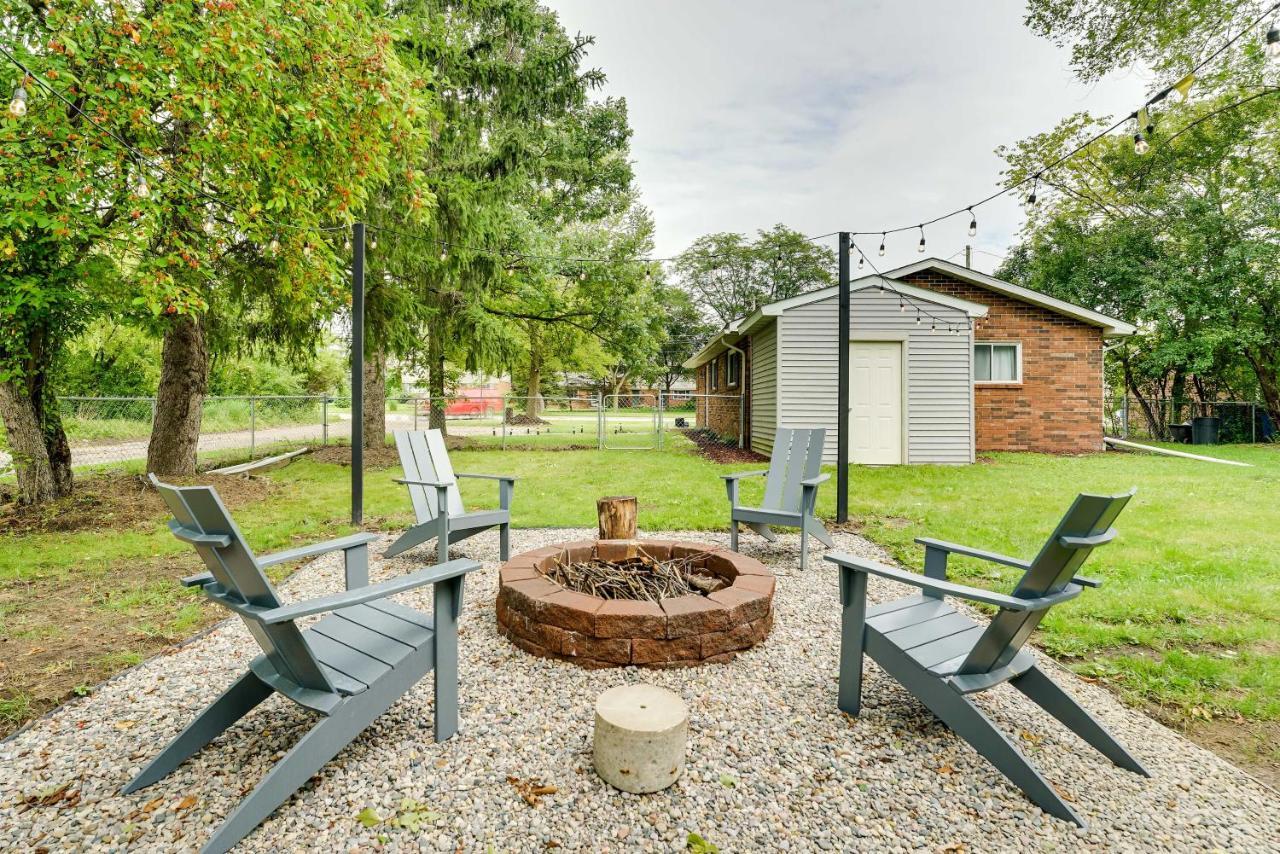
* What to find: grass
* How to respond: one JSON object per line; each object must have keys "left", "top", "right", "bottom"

{"left": 2, "top": 437, "right": 1277, "bottom": 779}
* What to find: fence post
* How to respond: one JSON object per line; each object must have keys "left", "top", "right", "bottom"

{"left": 597, "top": 393, "right": 604, "bottom": 450}
{"left": 501, "top": 394, "right": 508, "bottom": 450}
{"left": 1252, "top": 403, "right": 1257, "bottom": 444}
{"left": 657, "top": 393, "right": 664, "bottom": 450}
{"left": 249, "top": 396, "right": 256, "bottom": 456}
{"left": 413, "top": 396, "right": 419, "bottom": 432}
{"left": 322, "top": 396, "right": 329, "bottom": 446}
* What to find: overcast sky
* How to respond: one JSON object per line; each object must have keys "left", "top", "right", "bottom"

{"left": 544, "top": 0, "right": 1152, "bottom": 274}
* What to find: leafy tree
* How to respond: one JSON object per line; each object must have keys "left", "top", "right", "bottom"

{"left": 651, "top": 284, "right": 714, "bottom": 395}
{"left": 1, "top": 0, "right": 433, "bottom": 496}
{"left": 997, "top": 85, "right": 1280, "bottom": 429}
{"left": 673, "top": 225, "right": 835, "bottom": 327}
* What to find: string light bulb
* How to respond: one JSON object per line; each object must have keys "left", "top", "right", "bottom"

{"left": 967, "top": 208, "right": 977, "bottom": 237}
{"left": 878, "top": 234, "right": 886, "bottom": 256}
{"left": 343, "top": 235, "right": 351, "bottom": 252}
{"left": 507, "top": 267, "right": 515, "bottom": 277}
{"left": 1267, "top": 23, "right": 1280, "bottom": 59}
{"left": 917, "top": 225, "right": 926, "bottom": 254}
{"left": 857, "top": 253, "right": 864, "bottom": 270}
{"left": 899, "top": 298, "right": 906, "bottom": 313}
{"left": 440, "top": 244, "right": 448, "bottom": 261}
{"left": 579, "top": 271, "right": 586, "bottom": 281}
{"left": 8, "top": 83, "right": 27, "bottom": 118}
{"left": 303, "top": 242, "right": 313, "bottom": 258}
{"left": 134, "top": 172, "right": 150, "bottom": 198}
{"left": 268, "top": 237, "right": 281, "bottom": 255}
{"left": 915, "top": 311, "right": 921, "bottom": 326}
{"left": 370, "top": 235, "right": 377, "bottom": 250}
{"left": 1026, "top": 177, "right": 1039, "bottom": 206}
{"left": 1134, "top": 132, "right": 1149, "bottom": 155}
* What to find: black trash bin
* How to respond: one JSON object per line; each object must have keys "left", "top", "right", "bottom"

{"left": 1168, "top": 423, "right": 1192, "bottom": 444}
{"left": 1191, "top": 416, "right": 1220, "bottom": 445}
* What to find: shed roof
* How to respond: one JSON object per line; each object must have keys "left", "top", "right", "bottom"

{"left": 681, "top": 259, "right": 1136, "bottom": 369}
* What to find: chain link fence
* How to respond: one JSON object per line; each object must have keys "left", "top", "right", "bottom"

{"left": 10, "top": 390, "right": 747, "bottom": 475}
{"left": 1104, "top": 394, "right": 1276, "bottom": 444}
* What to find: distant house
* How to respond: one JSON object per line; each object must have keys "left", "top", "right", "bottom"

{"left": 682, "top": 258, "right": 1135, "bottom": 463}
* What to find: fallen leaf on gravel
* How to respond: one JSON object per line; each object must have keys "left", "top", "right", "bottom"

{"left": 718, "top": 773, "right": 736, "bottom": 788}
{"left": 17, "top": 781, "right": 76, "bottom": 810}
{"left": 356, "top": 807, "right": 382, "bottom": 828}
{"left": 114, "top": 720, "right": 138, "bottom": 730}
{"left": 687, "top": 831, "right": 720, "bottom": 853}
{"left": 937, "top": 764, "right": 954, "bottom": 775}
{"left": 175, "top": 795, "right": 197, "bottom": 811}
{"left": 507, "top": 776, "right": 556, "bottom": 807}
{"left": 140, "top": 797, "right": 164, "bottom": 815}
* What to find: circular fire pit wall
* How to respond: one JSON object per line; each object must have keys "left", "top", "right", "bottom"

{"left": 496, "top": 539, "right": 775, "bottom": 668}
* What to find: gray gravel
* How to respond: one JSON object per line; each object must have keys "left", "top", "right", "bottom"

{"left": 2, "top": 528, "right": 1277, "bottom": 852}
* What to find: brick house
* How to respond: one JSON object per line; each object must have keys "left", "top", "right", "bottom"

{"left": 683, "top": 258, "right": 1135, "bottom": 462}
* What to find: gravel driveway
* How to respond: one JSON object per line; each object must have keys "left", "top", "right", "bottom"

{"left": 1, "top": 528, "right": 1276, "bottom": 852}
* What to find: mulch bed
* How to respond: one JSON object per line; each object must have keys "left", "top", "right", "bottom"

{"left": 0, "top": 472, "right": 276, "bottom": 537}
{"left": 680, "top": 429, "right": 768, "bottom": 463}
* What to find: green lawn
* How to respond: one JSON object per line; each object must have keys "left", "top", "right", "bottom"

{"left": 3, "top": 438, "right": 1277, "bottom": 776}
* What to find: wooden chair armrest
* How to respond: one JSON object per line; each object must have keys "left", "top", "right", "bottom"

{"left": 824, "top": 552, "right": 1083, "bottom": 612}
{"left": 455, "top": 472, "right": 517, "bottom": 483}
{"left": 394, "top": 477, "right": 453, "bottom": 488}
{"left": 914, "top": 537, "right": 1032, "bottom": 570}
{"left": 1058, "top": 528, "right": 1117, "bottom": 549}
{"left": 1072, "top": 575, "right": 1103, "bottom": 588}
{"left": 801, "top": 473, "right": 830, "bottom": 487}
{"left": 167, "top": 520, "right": 231, "bottom": 549}
{"left": 181, "top": 572, "right": 216, "bottom": 588}
{"left": 258, "top": 558, "right": 481, "bottom": 624}
{"left": 720, "top": 470, "right": 769, "bottom": 481}
{"left": 257, "top": 532, "right": 380, "bottom": 568}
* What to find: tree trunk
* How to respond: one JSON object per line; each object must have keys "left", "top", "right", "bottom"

{"left": 1244, "top": 348, "right": 1280, "bottom": 429}
{"left": 428, "top": 321, "right": 446, "bottom": 433}
{"left": 0, "top": 372, "right": 73, "bottom": 505}
{"left": 527, "top": 322, "right": 544, "bottom": 418}
{"left": 363, "top": 346, "right": 386, "bottom": 450}
{"left": 147, "top": 314, "right": 209, "bottom": 475}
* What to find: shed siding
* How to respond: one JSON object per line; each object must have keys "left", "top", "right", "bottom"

{"left": 749, "top": 322, "right": 778, "bottom": 455}
{"left": 776, "top": 288, "right": 973, "bottom": 464}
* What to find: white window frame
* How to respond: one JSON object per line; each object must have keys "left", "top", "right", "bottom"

{"left": 708, "top": 359, "right": 719, "bottom": 390}
{"left": 725, "top": 351, "right": 741, "bottom": 388}
{"left": 974, "top": 341, "right": 1022, "bottom": 384}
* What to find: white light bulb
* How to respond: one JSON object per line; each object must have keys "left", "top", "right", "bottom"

{"left": 508, "top": 267, "right": 515, "bottom": 277}
{"left": 917, "top": 238, "right": 926, "bottom": 254}
{"left": 967, "top": 210, "right": 978, "bottom": 237}
{"left": 1134, "top": 134, "right": 1149, "bottom": 155}
{"left": 135, "top": 176, "right": 150, "bottom": 198}
{"left": 440, "top": 248, "right": 448, "bottom": 261}
{"left": 857, "top": 255, "right": 864, "bottom": 270}
{"left": 268, "top": 238, "right": 281, "bottom": 254}
{"left": 1267, "top": 25, "right": 1280, "bottom": 59}
{"left": 370, "top": 236, "right": 377, "bottom": 250}
{"left": 8, "top": 86, "right": 27, "bottom": 118}
{"left": 878, "top": 235, "right": 886, "bottom": 257}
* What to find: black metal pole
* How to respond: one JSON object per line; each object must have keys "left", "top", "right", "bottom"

{"left": 836, "top": 231, "right": 850, "bottom": 523}
{"left": 351, "top": 222, "right": 365, "bottom": 526}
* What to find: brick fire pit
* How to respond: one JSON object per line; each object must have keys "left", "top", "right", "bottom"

{"left": 496, "top": 539, "right": 775, "bottom": 668}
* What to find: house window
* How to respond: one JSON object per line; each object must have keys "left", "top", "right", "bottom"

{"left": 708, "top": 359, "right": 719, "bottom": 390}
{"left": 726, "top": 351, "right": 741, "bottom": 388}
{"left": 974, "top": 343, "right": 1021, "bottom": 383}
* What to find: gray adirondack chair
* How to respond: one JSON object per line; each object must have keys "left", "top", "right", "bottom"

{"left": 385, "top": 428, "right": 515, "bottom": 561}
{"left": 723, "top": 427, "right": 833, "bottom": 570}
{"left": 127, "top": 475, "right": 480, "bottom": 854}
{"left": 826, "top": 489, "right": 1147, "bottom": 827}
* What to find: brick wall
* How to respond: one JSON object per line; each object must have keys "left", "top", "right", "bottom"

{"left": 694, "top": 340, "right": 747, "bottom": 441}
{"left": 901, "top": 271, "right": 1105, "bottom": 454}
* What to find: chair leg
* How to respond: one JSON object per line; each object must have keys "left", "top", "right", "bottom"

{"left": 383, "top": 520, "right": 438, "bottom": 559}
{"left": 123, "top": 671, "right": 271, "bottom": 794}
{"left": 433, "top": 575, "right": 464, "bottom": 742}
{"left": 499, "top": 522, "right": 510, "bottom": 562}
{"left": 799, "top": 521, "right": 809, "bottom": 571}
{"left": 915, "top": 679, "right": 1084, "bottom": 826}
{"left": 805, "top": 515, "right": 836, "bottom": 548}
{"left": 199, "top": 706, "right": 371, "bottom": 854}
{"left": 729, "top": 518, "right": 739, "bottom": 552}
{"left": 867, "top": 634, "right": 1086, "bottom": 827}
{"left": 837, "top": 568, "right": 867, "bottom": 716}
{"left": 1012, "top": 666, "right": 1149, "bottom": 776}
{"left": 746, "top": 522, "right": 777, "bottom": 542}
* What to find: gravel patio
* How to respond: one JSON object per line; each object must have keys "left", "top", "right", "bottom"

{"left": 2, "top": 528, "right": 1277, "bottom": 852}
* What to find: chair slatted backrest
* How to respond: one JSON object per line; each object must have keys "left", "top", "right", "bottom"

{"left": 150, "top": 475, "right": 335, "bottom": 695}
{"left": 957, "top": 488, "right": 1135, "bottom": 676}
{"left": 761, "top": 428, "right": 826, "bottom": 513}
{"left": 394, "top": 429, "right": 466, "bottom": 523}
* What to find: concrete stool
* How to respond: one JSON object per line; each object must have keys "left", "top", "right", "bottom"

{"left": 593, "top": 683, "right": 688, "bottom": 794}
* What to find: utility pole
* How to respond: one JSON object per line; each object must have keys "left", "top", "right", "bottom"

{"left": 351, "top": 222, "right": 365, "bottom": 525}
{"left": 836, "top": 232, "right": 850, "bottom": 523}
{"left": 965, "top": 244, "right": 972, "bottom": 269}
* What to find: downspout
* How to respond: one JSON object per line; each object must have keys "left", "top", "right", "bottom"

{"left": 721, "top": 334, "right": 747, "bottom": 449}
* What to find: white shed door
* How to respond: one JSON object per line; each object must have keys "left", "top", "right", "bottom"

{"left": 849, "top": 342, "right": 903, "bottom": 465}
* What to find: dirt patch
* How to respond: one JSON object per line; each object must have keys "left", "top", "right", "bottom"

{"left": 506, "top": 413, "right": 550, "bottom": 427}
{"left": 1163, "top": 714, "right": 1280, "bottom": 790}
{"left": 309, "top": 444, "right": 404, "bottom": 468}
{"left": 0, "top": 553, "right": 213, "bottom": 737}
{"left": 681, "top": 430, "right": 768, "bottom": 463}
{"left": 0, "top": 473, "right": 277, "bottom": 537}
